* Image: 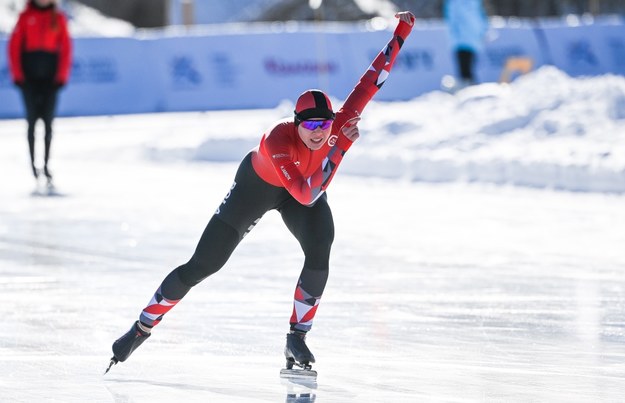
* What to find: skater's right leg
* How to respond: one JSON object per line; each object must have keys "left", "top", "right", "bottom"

{"left": 279, "top": 194, "right": 334, "bottom": 368}
{"left": 110, "top": 152, "right": 286, "bottom": 368}
{"left": 138, "top": 216, "right": 242, "bottom": 330}
{"left": 111, "top": 216, "right": 241, "bottom": 364}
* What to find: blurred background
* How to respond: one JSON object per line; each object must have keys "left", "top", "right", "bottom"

{"left": 2, "top": 0, "right": 624, "bottom": 28}
{"left": 1, "top": 0, "right": 624, "bottom": 117}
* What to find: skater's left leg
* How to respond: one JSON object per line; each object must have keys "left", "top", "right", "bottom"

{"left": 280, "top": 195, "right": 334, "bottom": 366}
{"left": 280, "top": 194, "right": 334, "bottom": 332}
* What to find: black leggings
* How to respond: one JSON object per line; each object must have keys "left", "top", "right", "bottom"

{"left": 20, "top": 81, "right": 59, "bottom": 168}
{"left": 456, "top": 49, "right": 476, "bottom": 82}
{"left": 157, "top": 152, "right": 334, "bottom": 308}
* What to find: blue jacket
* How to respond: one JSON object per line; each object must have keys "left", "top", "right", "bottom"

{"left": 444, "top": 0, "right": 488, "bottom": 52}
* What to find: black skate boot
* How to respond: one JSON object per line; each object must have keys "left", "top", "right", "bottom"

{"left": 43, "top": 166, "right": 54, "bottom": 189}
{"left": 285, "top": 330, "right": 315, "bottom": 366}
{"left": 281, "top": 330, "right": 317, "bottom": 379}
{"left": 105, "top": 321, "right": 151, "bottom": 373}
{"left": 43, "top": 165, "right": 52, "bottom": 180}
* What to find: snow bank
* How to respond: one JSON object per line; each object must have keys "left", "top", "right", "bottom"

{"left": 148, "top": 67, "right": 625, "bottom": 194}
{"left": 0, "top": 0, "right": 135, "bottom": 36}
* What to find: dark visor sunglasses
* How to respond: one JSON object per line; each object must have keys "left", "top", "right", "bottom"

{"left": 300, "top": 119, "right": 334, "bottom": 130}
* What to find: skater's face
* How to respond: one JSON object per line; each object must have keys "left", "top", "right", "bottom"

{"left": 297, "top": 119, "right": 334, "bottom": 150}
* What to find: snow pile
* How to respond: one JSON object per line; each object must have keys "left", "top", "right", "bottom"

{"left": 146, "top": 66, "right": 625, "bottom": 194}
{"left": 63, "top": 1, "right": 135, "bottom": 37}
{"left": 0, "top": 0, "right": 24, "bottom": 34}
{"left": 345, "top": 66, "right": 625, "bottom": 193}
{"left": 0, "top": 0, "right": 134, "bottom": 36}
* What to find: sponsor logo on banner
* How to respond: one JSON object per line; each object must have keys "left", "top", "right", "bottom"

{"left": 567, "top": 40, "right": 598, "bottom": 67}
{"left": 369, "top": 49, "right": 436, "bottom": 71}
{"left": 71, "top": 57, "right": 118, "bottom": 84}
{"left": 485, "top": 46, "right": 527, "bottom": 68}
{"left": 171, "top": 56, "right": 202, "bottom": 88}
{"left": 264, "top": 58, "right": 338, "bottom": 76}
{"left": 396, "top": 50, "right": 435, "bottom": 71}
{"left": 209, "top": 52, "right": 237, "bottom": 87}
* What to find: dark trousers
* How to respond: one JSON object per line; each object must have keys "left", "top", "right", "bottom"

{"left": 146, "top": 152, "right": 334, "bottom": 329}
{"left": 456, "top": 49, "right": 476, "bottom": 82}
{"left": 20, "top": 80, "right": 59, "bottom": 169}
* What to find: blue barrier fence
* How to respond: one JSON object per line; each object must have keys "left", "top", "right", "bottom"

{"left": 1, "top": 18, "right": 624, "bottom": 118}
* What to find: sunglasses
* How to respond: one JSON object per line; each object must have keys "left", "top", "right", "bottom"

{"left": 300, "top": 119, "right": 334, "bottom": 130}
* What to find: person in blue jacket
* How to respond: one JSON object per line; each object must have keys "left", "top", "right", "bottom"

{"left": 444, "top": 0, "right": 488, "bottom": 87}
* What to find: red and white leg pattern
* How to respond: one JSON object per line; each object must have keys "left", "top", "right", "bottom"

{"left": 289, "top": 282, "right": 321, "bottom": 332}
{"left": 139, "top": 287, "right": 181, "bottom": 328}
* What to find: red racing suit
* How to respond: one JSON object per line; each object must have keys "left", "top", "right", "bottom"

{"left": 8, "top": 1, "right": 72, "bottom": 85}
{"left": 131, "top": 17, "right": 415, "bottom": 337}
{"left": 251, "top": 18, "right": 413, "bottom": 205}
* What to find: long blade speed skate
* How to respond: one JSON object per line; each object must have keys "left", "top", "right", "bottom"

{"left": 104, "top": 321, "right": 151, "bottom": 374}
{"left": 280, "top": 331, "right": 317, "bottom": 379}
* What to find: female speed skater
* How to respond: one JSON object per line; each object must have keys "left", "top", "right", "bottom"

{"left": 107, "top": 11, "right": 415, "bottom": 376}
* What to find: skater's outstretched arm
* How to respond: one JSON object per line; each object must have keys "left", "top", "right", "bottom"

{"left": 264, "top": 12, "right": 414, "bottom": 206}
{"left": 333, "top": 11, "right": 415, "bottom": 130}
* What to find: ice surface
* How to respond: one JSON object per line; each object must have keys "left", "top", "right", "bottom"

{"left": 1, "top": 75, "right": 625, "bottom": 401}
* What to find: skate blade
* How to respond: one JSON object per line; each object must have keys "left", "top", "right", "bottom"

{"left": 104, "top": 357, "right": 118, "bottom": 374}
{"left": 280, "top": 368, "right": 317, "bottom": 380}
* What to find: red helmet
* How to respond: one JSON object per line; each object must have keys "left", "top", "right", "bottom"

{"left": 294, "top": 89, "right": 335, "bottom": 124}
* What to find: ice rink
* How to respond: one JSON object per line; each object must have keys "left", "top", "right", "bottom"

{"left": 1, "top": 81, "right": 625, "bottom": 402}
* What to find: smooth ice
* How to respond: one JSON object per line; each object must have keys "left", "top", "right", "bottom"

{"left": 1, "top": 106, "right": 624, "bottom": 402}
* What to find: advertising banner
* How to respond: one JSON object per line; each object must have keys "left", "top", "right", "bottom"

{"left": 0, "top": 20, "right": 623, "bottom": 118}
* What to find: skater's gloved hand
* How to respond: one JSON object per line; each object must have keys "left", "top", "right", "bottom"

{"left": 394, "top": 11, "right": 415, "bottom": 39}
{"left": 341, "top": 116, "right": 361, "bottom": 142}
{"left": 395, "top": 11, "right": 415, "bottom": 26}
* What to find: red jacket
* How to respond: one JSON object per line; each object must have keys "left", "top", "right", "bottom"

{"left": 251, "top": 18, "right": 413, "bottom": 205}
{"left": 8, "top": 1, "right": 72, "bottom": 84}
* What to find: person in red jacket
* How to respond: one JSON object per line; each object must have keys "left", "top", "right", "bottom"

{"left": 8, "top": 0, "right": 72, "bottom": 186}
{"left": 107, "top": 11, "right": 415, "bottom": 376}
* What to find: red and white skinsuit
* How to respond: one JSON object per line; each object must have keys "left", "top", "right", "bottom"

{"left": 135, "top": 16, "right": 414, "bottom": 338}
{"left": 252, "top": 17, "right": 414, "bottom": 206}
